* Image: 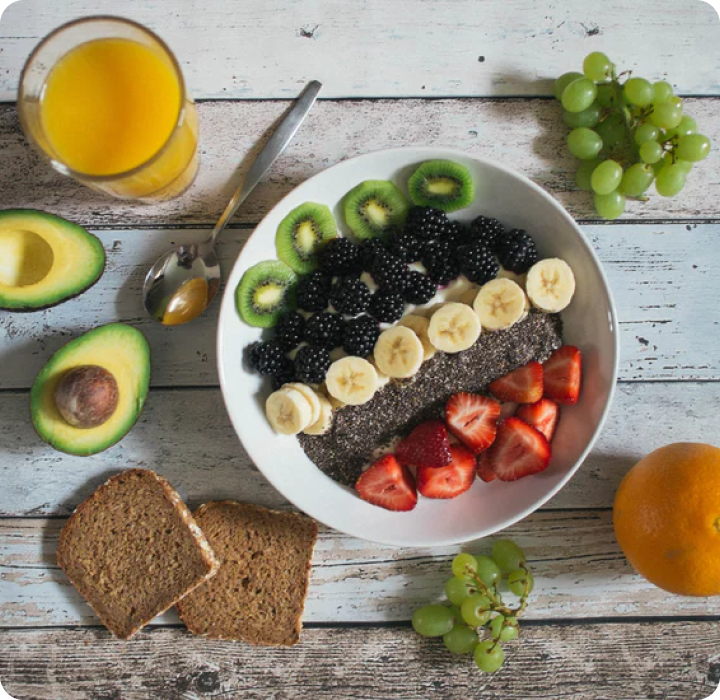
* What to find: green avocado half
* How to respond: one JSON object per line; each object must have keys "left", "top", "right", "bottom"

{"left": 0, "top": 209, "right": 105, "bottom": 311}
{"left": 31, "top": 324, "right": 151, "bottom": 456}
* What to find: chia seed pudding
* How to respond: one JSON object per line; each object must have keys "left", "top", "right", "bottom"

{"left": 298, "top": 309, "right": 562, "bottom": 486}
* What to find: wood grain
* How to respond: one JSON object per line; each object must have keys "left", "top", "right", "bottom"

{"left": 2, "top": 0, "right": 719, "bottom": 100}
{"left": 1, "top": 99, "right": 719, "bottom": 227}
{"left": 1, "top": 623, "right": 718, "bottom": 700}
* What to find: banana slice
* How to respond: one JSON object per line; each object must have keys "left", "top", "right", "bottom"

{"left": 374, "top": 326, "right": 424, "bottom": 378}
{"left": 497, "top": 265, "right": 527, "bottom": 289}
{"left": 525, "top": 258, "right": 576, "bottom": 313}
{"left": 325, "top": 356, "right": 379, "bottom": 406}
{"left": 473, "top": 278, "right": 528, "bottom": 331}
{"left": 398, "top": 315, "right": 437, "bottom": 362}
{"left": 302, "top": 394, "right": 334, "bottom": 435}
{"left": 368, "top": 356, "right": 391, "bottom": 388}
{"left": 282, "top": 382, "right": 322, "bottom": 426}
{"left": 459, "top": 285, "right": 480, "bottom": 306}
{"left": 265, "top": 388, "right": 313, "bottom": 435}
{"left": 428, "top": 302, "right": 481, "bottom": 353}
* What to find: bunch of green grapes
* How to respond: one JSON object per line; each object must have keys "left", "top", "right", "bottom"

{"left": 555, "top": 52, "right": 712, "bottom": 219}
{"left": 411, "top": 539, "right": 533, "bottom": 673}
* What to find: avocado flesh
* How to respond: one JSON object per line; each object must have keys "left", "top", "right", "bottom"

{"left": 31, "top": 324, "right": 151, "bottom": 456}
{"left": 0, "top": 209, "right": 105, "bottom": 310}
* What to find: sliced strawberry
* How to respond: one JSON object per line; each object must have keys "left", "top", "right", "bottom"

{"left": 479, "top": 417, "right": 551, "bottom": 482}
{"left": 396, "top": 419, "right": 452, "bottom": 469}
{"left": 515, "top": 398, "right": 560, "bottom": 442}
{"left": 543, "top": 346, "right": 582, "bottom": 405}
{"left": 417, "top": 444, "right": 476, "bottom": 499}
{"left": 476, "top": 458, "right": 498, "bottom": 483}
{"left": 489, "top": 361, "right": 543, "bottom": 404}
{"left": 445, "top": 393, "right": 501, "bottom": 454}
{"left": 355, "top": 454, "right": 417, "bottom": 511}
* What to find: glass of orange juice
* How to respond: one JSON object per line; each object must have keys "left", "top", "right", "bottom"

{"left": 18, "top": 16, "right": 199, "bottom": 201}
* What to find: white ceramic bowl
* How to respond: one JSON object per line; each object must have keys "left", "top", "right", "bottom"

{"left": 217, "top": 147, "right": 619, "bottom": 546}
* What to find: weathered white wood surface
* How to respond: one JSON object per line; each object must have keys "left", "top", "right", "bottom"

{"left": 0, "top": 383, "right": 717, "bottom": 517}
{"left": 2, "top": 0, "right": 719, "bottom": 101}
{"left": 1, "top": 623, "right": 718, "bottom": 700}
{"left": 2, "top": 99, "right": 720, "bottom": 226}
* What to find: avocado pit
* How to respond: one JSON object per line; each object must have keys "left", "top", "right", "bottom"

{"left": 54, "top": 365, "right": 119, "bottom": 429}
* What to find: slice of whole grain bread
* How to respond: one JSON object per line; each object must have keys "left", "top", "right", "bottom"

{"left": 57, "top": 469, "right": 218, "bottom": 640}
{"left": 176, "top": 501, "right": 318, "bottom": 646}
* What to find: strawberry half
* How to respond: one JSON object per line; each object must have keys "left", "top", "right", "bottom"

{"left": 396, "top": 419, "right": 452, "bottom": 469}
{"left": 355, "top": 454, "right": 418, "bottom": 511}
{"left": 515, "top": 398, "right": 560, "bottom": 442}
{"left": 543, "top": 345, "right": 582, "bottom": 405}
{"left": 476, "top": 458, "right": 498, "bottom": 483}
{"left": 445, "top": 393, "right": 501, "bottom": 454}
{"left": 417, "top": 444, "right": 477, "bottom": 499}
{"left": 479, "top": 417, "right": 551, "bottom": 482}
{"left": 489, "top": 361, "right": 543, "bottom": 404}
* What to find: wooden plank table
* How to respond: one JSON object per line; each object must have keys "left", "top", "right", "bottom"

{"left": 1, "top": 1, "right": 720, "bottom": 698}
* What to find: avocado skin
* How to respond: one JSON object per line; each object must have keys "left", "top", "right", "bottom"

{"left": 0, "top": 209, "right": 106, "bottom": 311}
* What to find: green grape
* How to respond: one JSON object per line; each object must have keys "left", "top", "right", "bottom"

{"left": 655, "top": 164, "right": 687, "bottom": 197}
{"left": 623, "top": 77, "right": 654, "bottom": 107}
{"left": 652, "top": 80, "right": 673, "bottom": 103}
{"left": 567, "top": 127, "right": 603, "bottom": 160}
{"left": 652, "top": 152, "right": 672, "bottom": 175}
{"left": 676, "top": 134, "right": 711, "bottom": 162}
{"left": 665, "top": 115, "right": 697, "bottom": 140}
{"left": 594, "top": 190, "right": 626, "bottom": 220}
{"left": 445, "top": 577, "right": 475, "bottom": 606}
{"left": 411, "top": 605, "right": 455, "bottom": 637}
{"left": 474, "top": 640, "right": 505, "bottom": 673}
{"left": 449, "top": 604, "right": 464, "bottom": 624}
{"left": 595, "top": 115, "right": 625, "bottom": 149}
{"left": 461, "top": 594, "right": 492, "bottom": 626}
{"left": 508, "top": 569, "right": 535, "bottom": 596}
{"left": 633, "top": 122, "right": 660, "bottom": 145}
{"left": 673, "top": 158, "right": 693, "bottom": 174}
{"left": 619, "top": 163, "right": 654, "bottom": 196}
{"left": 596, "top": 83, "right": 617, "bottom": 108}
{"left": 639, "top": 140, "right": 664, "bottom": 164}
{"left": 582, "top": 51, "right": 613, "bottom": 82}
{"left": 491, "top": 539, "right": 526, "bottom": 574}
{"left": 667, "top": 95, "right": 684, "bottom": 112}
{"left": 590, "top": 159, "right": 623, "bottom": 195}
{"left": 553, "top": 71, "right": 585, "bottom": 100}
{"left": 650, "top": 101, "right": 682, "bottom": 130}
{"left": 443, "top": 623, "right": 479, "bottom": 654}
{"left": 475, "top": 555, "right": 502, "bottom": 588}
{"left": 489, "top": 614, "right": 520, "bottom": 642}
{"left": 562, "top": 102, "right": 601, "bottom": 129}
{"left": 575, "top": 158, "right": 602, "bottom": 191}
{"left": 561, "top": 78, "right": 598, "bottom": 113}
{"left": 452, "top": 552, "right": 478, "bottom": 580}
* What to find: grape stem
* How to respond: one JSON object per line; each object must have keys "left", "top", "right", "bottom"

{"left": 464, "top": 563, "right": 532, "bottom": 619}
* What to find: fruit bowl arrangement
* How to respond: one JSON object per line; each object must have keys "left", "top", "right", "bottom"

{"left": 217, "top": 147, "right": 619, "bottom": 546}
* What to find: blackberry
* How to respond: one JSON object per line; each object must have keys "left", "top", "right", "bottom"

{"left": 358, "top": 238, "right": 387, "bottom": 271}
{"left": 445, "top": 219, "right": 469, "bottom": 247}
{"left": 319, "top": 237, "right": 361, "bottom": 276}
{"left": 343, "top": 314, "right": 381, "bottom": 357}
{"left": 496, "top": 228, "right": 539, "bottom": 274}
{"left": 274, "top": 311, "right": 305, "bottom": 350}
{"left": 329, "top": 276, "right": 371, "bottom": 315}
{"left": 403, "top": 271, "right": 437, "bottom": 305}
{"left": 389, "top": 229, "right": 424, "bottom": 263}
{"left": 457, "top": 242, "right": 499, "bottom": 284}
{"left": 426, "top": 256, "right": 462, "bottom": 286}
{"left": 304, "top": 311, "right": 345, "bottom": 350}
{"left": 469, "top": 215, "right": 506, "bottom": 251}
{"left": 294, "top": 344, "right": 331, "bottom": 385}
{"left": 370, "top": 251, "right": 409, "bottom": 294}
{"left": 296, "top": 271, "right": 331, "bottom": 312}
{"left": 404, "top": 206, "right": 449, "bottom": 240}
{"left": 369, "top": 290, "right": 405, "bottom": 323}
{"left": 248, "top": 341, "right": 285, "bottom": 377}
{"left": 271, "top": 359, "right": 296, "bottom": 391}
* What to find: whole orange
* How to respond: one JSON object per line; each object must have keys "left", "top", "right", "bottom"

{"left": 613, "top": 442, "right": 720, "bottom": 596}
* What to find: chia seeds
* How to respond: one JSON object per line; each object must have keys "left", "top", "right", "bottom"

{"left": 298, "top": 310, "right": 563, "bottom": 486}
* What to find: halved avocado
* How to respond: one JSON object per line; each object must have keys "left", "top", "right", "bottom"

{"left": 31, "top": 324, "right": 151, "bottom": 456}
{"left": 0, "top": 209, "right": 105, "bottom": 310}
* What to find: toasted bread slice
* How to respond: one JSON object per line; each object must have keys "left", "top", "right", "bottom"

{"left": 57, "top": 469, "right": 218, "bottom": 640}
{"left": 176, "top": 501, "right": 318, "bottom": 646}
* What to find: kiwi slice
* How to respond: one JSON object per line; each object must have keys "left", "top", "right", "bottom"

{"left": 276, "top": 202, "right": 337, "bottom": 274}
{"left": 236, "top": 260, "right": 298, "bottom": 328}
{"left": 407, "top": 160, "right": 475, "bottom": 212}
{"left": 342, "top": 180, "right": 409, "bottom": 240}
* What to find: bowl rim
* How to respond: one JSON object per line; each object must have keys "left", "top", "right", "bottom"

{"left": 217, "top": 145, "right": 620, "bottom": 546}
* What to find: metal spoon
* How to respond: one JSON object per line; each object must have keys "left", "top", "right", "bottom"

{"left": 142, "top": 80, "right": 322, "bottom": 326}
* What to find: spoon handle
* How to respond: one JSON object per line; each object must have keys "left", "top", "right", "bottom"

{"left": 209, "top": 80, "right": 322, "bottom": 243}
